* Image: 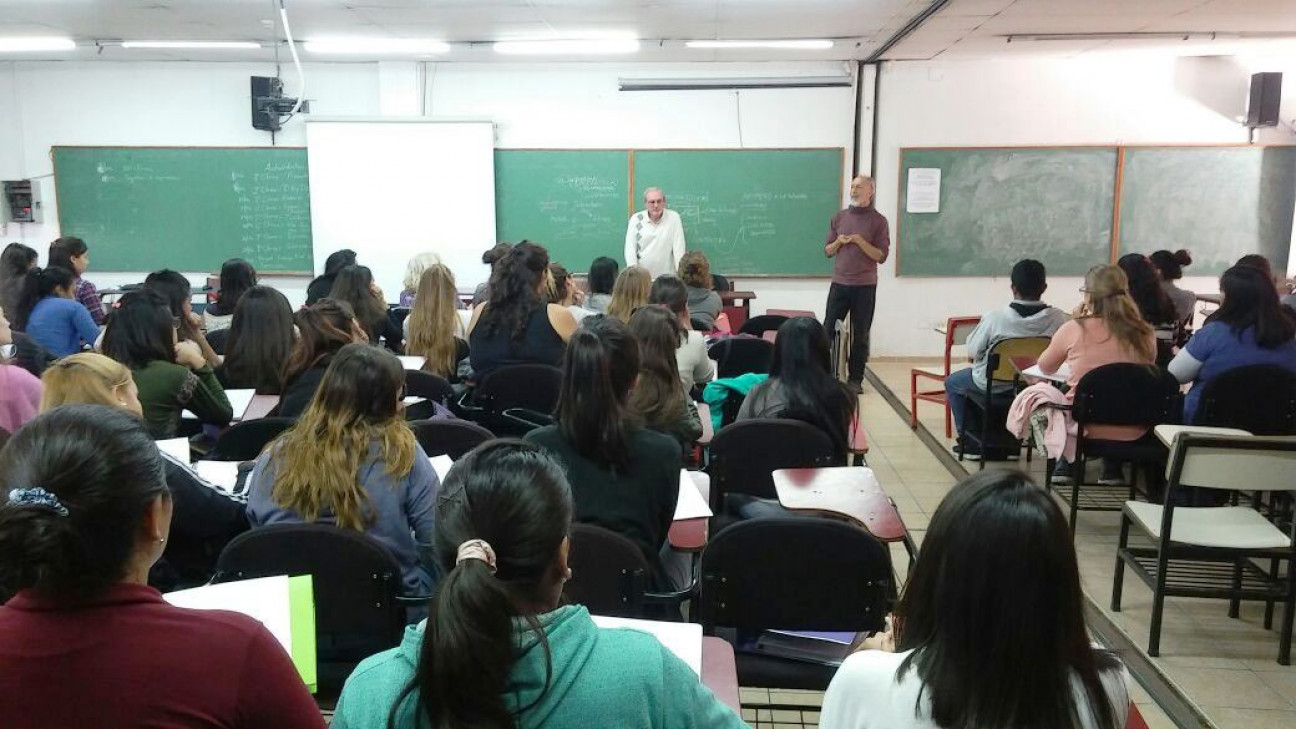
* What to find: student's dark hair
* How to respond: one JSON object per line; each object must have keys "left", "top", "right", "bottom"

{"left": 1010, "top": 259, "right": 1047, "bottom": 300}
{"left": 555, "top": 314, "right": 640, "bottom": 469}
{"left": 323, "top": 249, "right": 358, "bottom": 276}
{"left": 1214, "top": 264, "right": 1296, "bottom": 348}
{"left": 482, "top": 242, "right": 512, "bottom": 267}
{"left": 678, "top": 251, "right": 713, "bottom": 289}
{"left": 648, "top": 274, "right": 689, "bottom": 316}
{"left": 1149, "top": 249, "right": 1192, "bottom": 281}
{"left": 284, "top": 298, "right": 359, "bottom": 383}
{"left": 209, "top": 258, "right": 258, "bottom": 316}
{"left": 394, "top": 439, "right": 573, "bottom": 729}
{"left": 896, "top": 469, "right": 1121, "bottom": 729}
{"left": 222, "top": 286, "right": 295, "bottom": 394}
{"left": 329, "top": 265, "right": 388, "bottom": 339}
{"left": 587, "top": 256, "right": 619, "bottom": 295}
{"left": 479, "top": 240, "right": 550, "bottom": 346}
{"left": 1116, "top": 253, "right": 1176, "bottom": 326}
{"left": 144, "top": 269, "right": 192, "bottom": 317}
{"left": 13, "top": 266, "right": 76, "bottom": 330}
{"left": 0, "top": 405, "right": 169, "bottom": 598}
{"left": 101, "top": 290, "right": 177, "bottom": 368}
{"left": 628, "top": 305, "right": 687, "bottom": 430}
{"left": 47, "top": 236, "right": 88, "bottom": 272}
{"left": 1236, "top": 254, "right": 1273, "bottom": 276}
{"left": 769, "top": 317, "right": 855, "bottom": 457}
{"left": 0, "top": 243, "right": 38, "bottom": 322}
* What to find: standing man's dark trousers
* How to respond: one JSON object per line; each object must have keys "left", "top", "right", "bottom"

{"left": 825, "top": 283, "right": 877, "bottom": 385}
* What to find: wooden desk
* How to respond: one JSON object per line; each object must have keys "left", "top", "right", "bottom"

{"left": 1153, "top": 424, "right": 1250, "bottom": 448}
{"left": 772, "top": 467, "right": 909, "bottom": 545}
{"left": 719, "top": 290, "right": 756, "bottom": 332}
{"left": 1019, "top": 362, "right": 1069, "bottom": 384}
{"left": 668, "top": 517, "right": 708, "bottom": 553}
{"left": 701, "top": 637, "right": 742, "bottom": 715}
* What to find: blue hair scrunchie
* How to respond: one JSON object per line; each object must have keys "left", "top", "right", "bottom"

{"left": 7, "top": 488, "right": 69, "bottom": 517}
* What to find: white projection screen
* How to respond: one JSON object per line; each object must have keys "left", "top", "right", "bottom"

{"left": 306, "top": 119, "right": 496, "bottom": 300}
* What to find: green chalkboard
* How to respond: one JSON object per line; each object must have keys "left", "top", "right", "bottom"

{"left": 53, "top": 147, "right": 313, "bottom": 273}
{"left": 494, "top": 150, "right": 631, "bottom": 270}
{"left": 898, "top": 147, "right": 1118, "bottom": 276}
{"left": 632, "top": 149, "right": 845, "bottom": 276}
{"left": 1119, "top": 146, "right": 1296, "bottom": 275}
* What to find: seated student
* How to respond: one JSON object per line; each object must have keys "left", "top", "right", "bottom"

{"left": 548, "top": 263, "right": 595, "bottom": 323}
{"left": 247, "top": 344, "right": 437, "bottom": 595}
{"left": 0, "top": 242, "right": 37, "bottom": 321}
{"left": 330, "top": 440, "right": 745, "bottom": 729}
{"left": 467, "top": 241, "right": 578, "bottom": 379}
{"left": 306, "top": 248, "right": 357, "bottom": 306}
{"left": 40, "top": 353, "right": 248, "bottom": 591}
{"left": 1118, "top": 254, "right": 1178, "bottom": 363}
{"left": 629, "top": 305, "right": 703, "bottom": 449}
{"left": 472, "top": 242, "right": 512, "bottom": 307}
{"left": 400, "top": 252, "right": 441, "bottom": 308}
{"left": 1169, "top": 264, "right": 1296, "bottom": 424}
{"left": 586, "top": 255, "right": 619, "bottom": 313}
{"left": 607, "top": 265, "right": 651, "bottom": 324}
{"left": 525, "top": 316, "right": 680, "bottom": 586}
{"left": 945, "top": 259, "right": 1069, "bottom": 460}
{"left": 48, "top": 236, "right": 105, "bottom": 325}
{"left": 13, "top": 266, "right": 100, "bottom": 357}
{"left": 650, "top": 274, "right": 715, "bottom": 392}
{"left": 1029, "top": 265, "right": 1156, "bottom": 485}
{"left": 215, "top": 285, "right": 296, "bottom": 394}
{"left": 101, "top": 290, "right": 232, "bottom": 439}
{"left": 737, "top": 316, "right": 856, "bottom": 459}
{"left": 820, "top": 469, "right": 1128, "bottom": 729}
{"left": 203, "top": 258, "right": 257, "bottom": 333}
{"left": 0, "top": 405, "right": 323, "bottom": 728}
{"left": 331, "top": 264, "right": 403, "bottom": 352}
{"left": 145, "top": 269, "right": 222, "bottom": 369}
{"left": 0, "top": 310, "right": 41, "bottom": 434}
{"left": 678, "top": 251, "right": 723, "bottom": 330}
{"left": 279, "top": 299, "right": 369, "bottom": 418}
{"left": 1149, "top": 249, "right": 1197, "bottom": 324}
{"left": 405, "top": 264, "right": 469, "bottom": 381}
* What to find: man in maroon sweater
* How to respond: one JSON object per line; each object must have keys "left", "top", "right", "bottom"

{"left": 824, "top": 175, "right": 891, "bottom": 392}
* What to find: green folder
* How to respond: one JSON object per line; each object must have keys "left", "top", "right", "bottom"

{"left": 287, "top": 575, "right": 318, "bottom": 693}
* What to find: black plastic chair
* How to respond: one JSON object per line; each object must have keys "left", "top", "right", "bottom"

{"left": 1193, "top": 365, "right": 1296, "bottom": 436}
{"left": 205, "top": 328, "right": 230, "bottom": 356}
{"left": 206, "top": 417, "right": 296, "bottom": 462}
{"left": 409, "top": 418, "right": 493, "bottom": 459}
{"left": 708, "top": 338, "right": 774, "bottom": 379}
{"left": 1061, "top": 363, "right": 1182, "bottom": 533}
{"left": 738, "top": 315, "right": 788, "bottom": 339}
{"left": 959, "top": 336, "right": 1051, "bottom": 467}
{"left": 711, "top": 274, "right": 733, "bottom": 293}
{"left": 564, "top": 523, "right": 693, "bottom": 619}
{"left": 699, "top": 517, "right": 892, "bottom": 690}
{"left": 213, "top": 524, "right": 422, "bottom": 698}
{"left": 458, "top": 364, "right": 563, "bottom": 437}
{"left": 707, "top": 419, "right": 839, "bottom": 512}
{"left": 404, "top": 370, "right": 454, "bottom": 405}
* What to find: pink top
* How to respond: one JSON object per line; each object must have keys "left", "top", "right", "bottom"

{"left": 0, "top": 365, "right": 41, "bottom": 435}
{"left": 1037, "top": 318, "right": 1156, "bottom": 441}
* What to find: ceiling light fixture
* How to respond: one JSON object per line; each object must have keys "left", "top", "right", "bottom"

{"left": 686, "top": 39, "right": 834, "bottom": 50}
{"left": 304, "top": 38, "right": 450, "bottom": 54}
{"left": 493, "top": 38, "right": 640, "bottom": 55}
{"left": 121, "top": 41, "right": 262, "bottom": 49}
{"left": 0, "top": 37, "right": 76, "bottom": 52}
{"left": 1006, "top": 32, "right": 1229, "bottom": 43}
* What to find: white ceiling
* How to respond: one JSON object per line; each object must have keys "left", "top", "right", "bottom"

{"left": 0, "top": 0, "right": 1293, "bottom": 63}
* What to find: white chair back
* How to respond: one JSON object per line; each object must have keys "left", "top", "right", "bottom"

{"left": 1171, "top": 434, "right": 1296, "bottom": 492}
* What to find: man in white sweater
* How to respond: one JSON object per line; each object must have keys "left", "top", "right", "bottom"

{"left": 624, "top": 187, "right": 687, "bottom": 279}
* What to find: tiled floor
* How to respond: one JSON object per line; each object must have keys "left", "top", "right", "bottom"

{"left": 865, "top": 359, "right": 1296, "bottom": 729}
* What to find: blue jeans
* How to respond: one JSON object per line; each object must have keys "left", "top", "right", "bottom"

{"left": 944, "top": 368, "right": 977, "bottom": 439}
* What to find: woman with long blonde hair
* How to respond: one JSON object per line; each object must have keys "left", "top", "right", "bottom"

{"left": 606, "top": 265, "right": 652, "bottom": 324}
{"left": 246, "top": 343, "right": 437, "bottom": 596}
{"left": 405, "top": 264, "right": 467, "bottom": 380}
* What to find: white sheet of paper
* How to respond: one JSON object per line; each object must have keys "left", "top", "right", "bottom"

{"left": 591, "top": 615, "right": 703, "bottom": 675}
{"left": 403, "top": 396, "right": 427, "bottom": 406}
{"left": 429, "top": 454, "right": 455, "bottom": 483}
{"left": 674, "top": 470, "right": 713, "bottom": 520}
{"left": 155, "top": 438, "right": 191, "bottom": 465}
{"left": 398, "top": 356, "right": 426, "bottom": 370}
{"left": 193, "top": 460, "right": 241, "bottom": 492}
{"left": 906, "top": 167, "right": 941, "bottom": 214}
{"left": 182, "top": 389, "right": 254, "bottom": 422}
{"left": 1022, "top": 363, "right": 1070, "bottom": 383}
{"left": 164, "top": 576, "right": 294, "bottom": 657}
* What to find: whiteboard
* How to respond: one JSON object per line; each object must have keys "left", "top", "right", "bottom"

{"left": 305, "top": 120, "right": 496, "bottom": 300}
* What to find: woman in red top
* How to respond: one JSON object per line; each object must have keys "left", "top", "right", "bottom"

{"left": 0, "top": 404, "right": 324, "bottom": 729}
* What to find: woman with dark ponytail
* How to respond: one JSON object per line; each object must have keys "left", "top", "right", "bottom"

{"left": 1149, "top": 249, "right": 1196, "bottom": 323}
{"left": 0, "top": 405, "right": 323, "bottom": 727}
{"left": 525, "top": 315, "right": 682, "bottom": 586}
{"left": 467, "top": 240, "right": 578, "bottom": 378}
{"left": 14, "top": 265, "right": 101, "bottom": 357}
{"left": 331, "top": 439, "right": 744, "bottom": 729}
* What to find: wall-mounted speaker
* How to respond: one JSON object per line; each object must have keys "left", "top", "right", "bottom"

{"left": 1246, "top": 72, "right": 1282, "bottom": 128}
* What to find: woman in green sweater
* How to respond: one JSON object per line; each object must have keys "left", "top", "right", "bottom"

{"left": 332, "top": 439, "right": 744, "bottom": 729}
{"left": 101, "top": 290, "right": 232, "bottom": 438}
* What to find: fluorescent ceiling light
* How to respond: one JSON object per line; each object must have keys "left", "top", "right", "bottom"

{"left": 620, "top": 75, "right": 851, "bottom": 91}
{"left": 0, "top": 37, "right": 76, "bottom": 52}
{"left": 1007, "top": 32, "right": 1228, "bottom": 42}
{"left": 493, "top": 38, "right": 640, "bottom": 55}
{"left": 121, "top": 41, "right": 262, "bottom": 50}
{"left": 304, "top": 38, "right": 450, "bottom": 54}
{"left": 686, "top": 39, "right": 834, "bottom": 50}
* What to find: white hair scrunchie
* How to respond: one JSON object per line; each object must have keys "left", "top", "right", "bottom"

{"left": 455, "top": 539, "right": 497, "bottom": 574}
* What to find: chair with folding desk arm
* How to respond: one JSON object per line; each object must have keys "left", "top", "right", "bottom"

{"left": 911, "top": 316, "right": 980, "bottom": 438}
{"left": 957, "top": 335, "right": 1051, "bottom": 467}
